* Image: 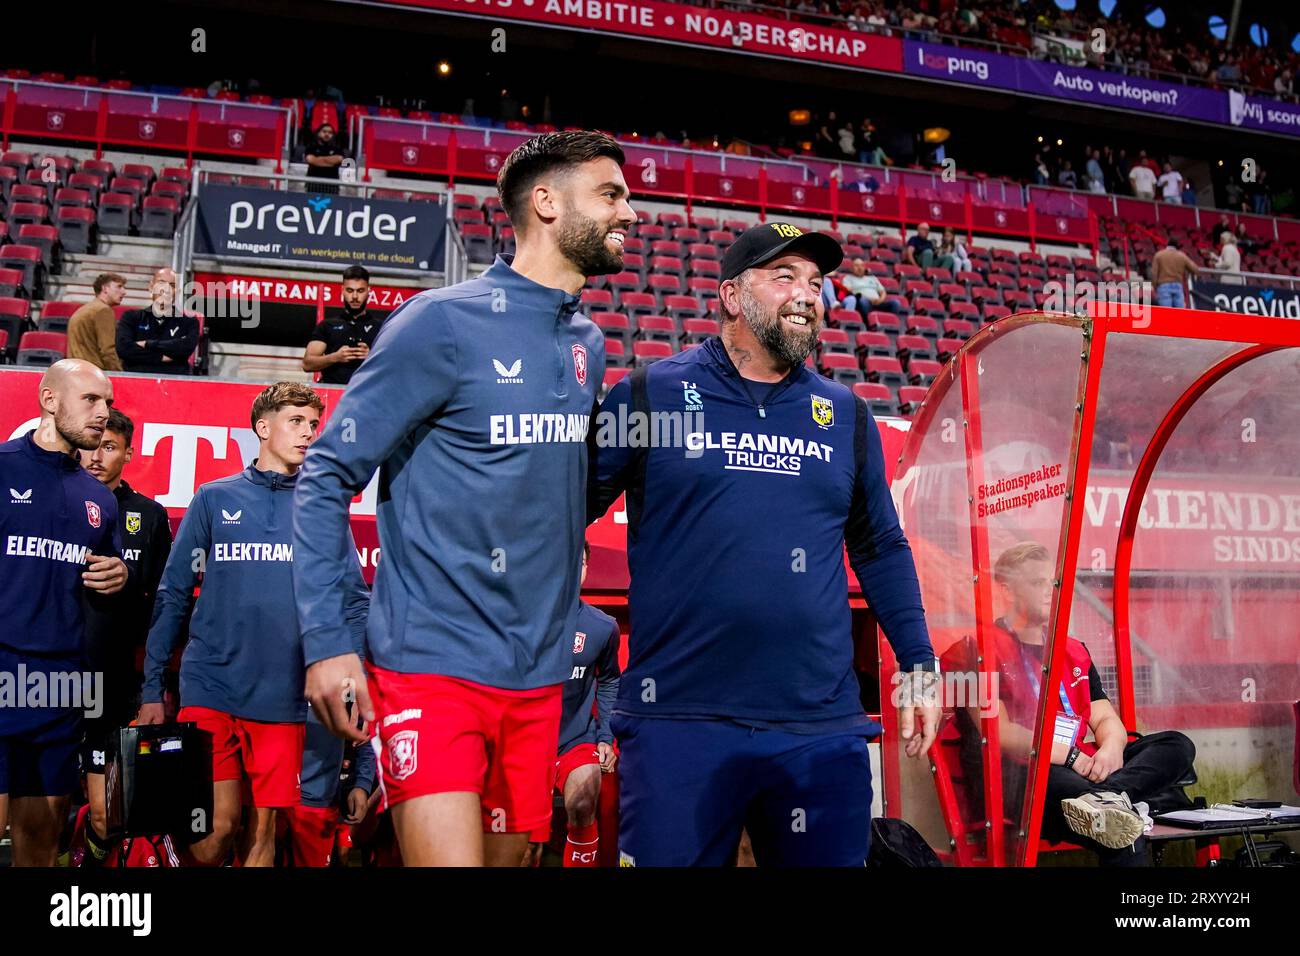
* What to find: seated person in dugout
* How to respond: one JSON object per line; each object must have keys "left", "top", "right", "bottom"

{"left": 978, "top": 542, "right": 1197, "bottom": 865}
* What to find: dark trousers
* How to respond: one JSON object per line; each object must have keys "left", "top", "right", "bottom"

{"left": 1016, "top": 730, "right": 1196, "bottom": 866}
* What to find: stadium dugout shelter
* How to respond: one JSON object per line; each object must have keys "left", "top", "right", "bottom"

{"left": 880, "top": 303, "right": 1300, "bottom": 866}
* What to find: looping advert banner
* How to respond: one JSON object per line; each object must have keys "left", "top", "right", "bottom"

{"left": 378, "top": 0, "right": 904, "bottom": 71}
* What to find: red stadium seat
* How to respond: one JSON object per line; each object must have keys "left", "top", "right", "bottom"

{"left": 37, "top": 301, "right": 79, "bottom": 332}
{"left": 0, "top": 246, "right": 44, "bottom": 298}
{"left": 852, "top": 382, "right": 896, "bottom": 417}
{"left": 17, "top": 224, "right": 60, "bottom": 273}
{"left": 592, "top": 311, "right": 632, "bottom": 348}
{"left": 636, "top": 315, "right": 679, "bottom": 349}
{"left": 0, "top": 269, "right": 23, "bottom": 298}
{"left": 681, "top": 318, "right": 719, "bottom": 345}
{"left": 898, "top": 386, "right": 929, "bottom": 416}
{"left": 581, "top": 289, "right": 614, "bottom": 313}
{"left": 604, "top": 336, "right": 627, "bottom": 366}
{"left": 817, "top": 328, "right": 852, "bottom": 355}
{"left": 16, "top": 330, "right": 67, "bottom": 367}
{"left": 602, "top": 367, "right": 629, "bottom": 395}
{"left": 9, "top": 203, "right": 50, "bottom": 230}
{"left": 855, "top": 331, "right": 895, "bottom": 359}
{"left": 0, "top": 297, "right": 33, "bottom": 353}
{"left": 865, "top": 356, "right": 906, "bottom": 390}
{"left": 632, "top": 340, "right": 673, "bottom": 367}
{"left": 56, "top": 206, "right": 96, "bottom": 254}
{"left": 907, "top": 359, "right": 943, "bottom": 387}
{"left": 819, "top": 351, "right": 863, "bottom": 387}
{"left": 619, "top": 292, "right": 658, "bottom": 324}
{"left": 867, "top": 311, "right": 902, "bottom": 335}
{"left": 139, "top": 196, "right": 178, "bottom": 238}
{"left": 936, "top": 337, "right": 965, "bottom": 362}
{"left": 895, "top": 334, "right": 936, "bottom": 364}
{"left": 98, "top": 192, "right": 137, "bottom": 235}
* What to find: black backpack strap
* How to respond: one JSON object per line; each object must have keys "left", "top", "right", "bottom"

{"left": 853, "top": 395, "right": 870, "bottom": 483}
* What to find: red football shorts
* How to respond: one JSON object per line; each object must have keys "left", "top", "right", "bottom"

{"left": 281, "top": 804, "right": 340, "bottom": 867}
{"left": 528, "top": 742, "right": 602, "bottom": 842}
{"left": 177, "top": 706, "right": 304, "bottom": 809}
{"left": 366, "top": 666, "right": 563, "bottom": 835}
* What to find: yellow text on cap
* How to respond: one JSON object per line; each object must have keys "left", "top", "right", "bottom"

{"left": 769, "top": 223, "right": 803, "bottom": 238}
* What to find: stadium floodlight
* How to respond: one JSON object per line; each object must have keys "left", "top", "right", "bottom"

{"left": 1144, "top": 6, "right": 1166, "bottom": 28}
{"left": 1098, "top": 0, "right": 1117, "bottom": 16}
{"left": 1249, "top": 23, "right": 1269, "bottom": 47}
{"left": 1292, "top": 32, "right": 1300, "bottom": 53}
{"left": 1208, "top": 15, "right": 1228, "bottom": 40}
{"left": 437, "top": 60, "right": 452, "bottom": 76}
{"left": 1052, "top": 0, "right": 1076, "bottom": 10}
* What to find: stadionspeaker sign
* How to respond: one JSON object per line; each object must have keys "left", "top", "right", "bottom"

{"left": 194, "top": 185, "right": 446, "bottom": 270}
{"left": 1193, "top": 280, "right": 1300, "bottom": 318}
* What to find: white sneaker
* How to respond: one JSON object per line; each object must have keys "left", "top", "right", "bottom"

{"left": 1060, "top": 791, "right": 1146, "bottom": 849}
{"left": 1133, "top": 801, "right": 1155, "bottom": 834}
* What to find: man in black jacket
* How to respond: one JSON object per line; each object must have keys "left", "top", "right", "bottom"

{"left": 115, "top": 268, "right": 199, "bottom": 375}
{"left": 78, "top": 407, "right": 174, "bottom": 865}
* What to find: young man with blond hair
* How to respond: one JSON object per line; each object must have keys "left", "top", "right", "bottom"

{"left": 140, "top": 382, "right": 369, "bottom": 866}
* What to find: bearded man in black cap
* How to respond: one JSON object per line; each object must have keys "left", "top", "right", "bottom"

{"left": 587, "top": 221, "right": 939, "bottom": 867}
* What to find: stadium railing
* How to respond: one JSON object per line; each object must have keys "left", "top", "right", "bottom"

{"left": 0, "top": 78, "right": 295, "bottom": 170}
{"left": 354, "top": 116, "right": 1099, "bottom": 256}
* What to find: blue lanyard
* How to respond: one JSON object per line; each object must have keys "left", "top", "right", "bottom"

{"left": 1020, "top": 641, "right": 1075, "bottom": 719}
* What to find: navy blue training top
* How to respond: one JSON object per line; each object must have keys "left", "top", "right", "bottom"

{"left": 589, "top": 337, "right": 933, "bottom": 732}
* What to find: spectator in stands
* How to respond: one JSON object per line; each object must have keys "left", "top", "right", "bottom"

{"left": 1128, "top": 161, "right": 1157, "bottom": 201}
{"left": 67, "top": 273, "right": 126, "bottom": 371}
{"left": 1247, "top": 167, "right": 1271, "bottom": 215}
{"left": 1056, "top": 159, "right": 1077, "bottom": 190}
{"left": 838, "top": 258, "right": 902, "bottom": 318}
{"left": 938, "top": 227, "right": 971, "bottom": 273}
{"left": 1207, "top": 212, "right": 1233, "bottom": 249}
{"left": 305, "top": 122, "right": 347, "bottom": 194}
{"left": 1156, "top": 162, "right": 1184, "bottom": 204}
{"left": 1032, "top": 153, "right": 1050, "bottom": 186}
{"left": 1276, "top": 68, "right": 1295, "bottom": 101}
{"left": 1180, "top": 178, "right": 1197, "bottom": 206}
{"left": 1233, "top": 222, "right": 1258, "bottom": 257}
{"left": 904, "top": 222, "right": 953, "bottom": 271}
{"left": 115, "top": 267, "right": 199, "bottom": 375}
{"left": 1223, "top": 178, "right": 1246, "bottom": 212}
{"left": 1084, "top": 149, "right": 1106, "bottom": 194}
{"left": 1135, "top": 150, "right": 1160, "bottom": 176}
{"left": 1212, "top": 232, "right": 1242, "bottom": 282}
{"left": 302, "top": 265, "right": 384, "bottom": 386}
{"left": 813, "top": 112, "right": 839, "bottom": 159}
{"left": 1150, "top": 238, "right": 1198, "bottom": 309}
{"left": 836, "top": 119, "right": 856, "bottom": 160}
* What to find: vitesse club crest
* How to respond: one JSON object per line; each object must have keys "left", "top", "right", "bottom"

{"left": 811, "top": 395, "right": 834, "bottom": 429}
{"left": 126, "top": 511, "right": 142, "bottom": 535}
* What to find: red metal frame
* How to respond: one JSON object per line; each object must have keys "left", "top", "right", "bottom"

{"left": 886, "top": 304, "right": 1300, "bottom": 865}
{"left": 1020, "top": 318, "right": 1107, "bottom": 867}
{"left": 958, "top": 347, "right": 1005, "bottom": 865}
{"left": 1110, "top": 343, "right": 1283, "bottom": 730}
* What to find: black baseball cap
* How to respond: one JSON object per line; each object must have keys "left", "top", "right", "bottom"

{"left": 720, "top": 222, "right": 844, "bottom": 282}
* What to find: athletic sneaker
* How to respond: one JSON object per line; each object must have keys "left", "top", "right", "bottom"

{"left": 1060, "top": 791, "right": 1146, "bottom": 849}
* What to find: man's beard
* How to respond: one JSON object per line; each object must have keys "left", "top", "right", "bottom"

{"left": 556, "top": 209, "right": 623, "bottom": 277}
{"left": 343, "top": 301, "right": 367, "bottom": 318}
{"left": 738, "top": 285, "right": 819, "bottom": 369}
{"left": 55, "top": 409, "right": 102, "bottom": 451}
